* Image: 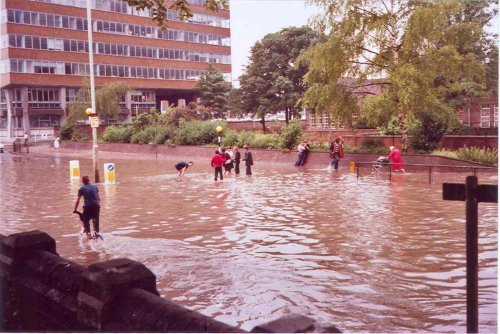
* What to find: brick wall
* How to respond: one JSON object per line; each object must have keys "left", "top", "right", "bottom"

{"left": 303, "top": 131, "right": 497, "bottom": 150}
{"left": 71, "top": 124, "right": 497, "bottom": 151}
{"left": 0, "top": 231, "right": 340, "bottom": 333}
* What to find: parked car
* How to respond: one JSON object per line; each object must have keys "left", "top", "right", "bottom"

{"left": 0, "top": 143, "right": 4, "bottom": 153}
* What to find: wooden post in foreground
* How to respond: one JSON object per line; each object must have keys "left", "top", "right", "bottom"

{"left": 443, "top": 176, "right": 497, "bottom": 333}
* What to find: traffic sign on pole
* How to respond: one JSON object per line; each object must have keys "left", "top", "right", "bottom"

{"left": 89, "top": 116, "right": 99, "bottom": 128}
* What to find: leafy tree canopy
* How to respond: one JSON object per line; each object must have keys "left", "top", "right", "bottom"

{"left": 121, "top": 0, "right": 228, "bottom": 29}
{"left": 238, "top": 26, "right": 321, "bottom": 130}
{"left": 301, "top": 0, "right": 497, "bottom": 149}
{"left": 195, "top": 65, "right": 232, "bottom": 119}
{"left": 66, "top": 81, "right": 129, "bottom": 125}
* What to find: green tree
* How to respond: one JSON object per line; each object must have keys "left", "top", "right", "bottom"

{"left": 239, "top": 26, "right": 320, "bottom": 131}
{"left": 121, "top": 0, "right": 228, "bottom": 29}
{"left": 484, "top": 44, "right": 498, "bottom": 99}
{"left": 301, "top": 0, "right": 496, "bottom": 150}
{"left": 65, "top": 81, "right": 129, "bottom": 126}
{"left": 196, "top": 66, "right": 232, "bottom": 119}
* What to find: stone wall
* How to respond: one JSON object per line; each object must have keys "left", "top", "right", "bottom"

{"left": 0, "top": 231, "right": 340, "bottom": 333}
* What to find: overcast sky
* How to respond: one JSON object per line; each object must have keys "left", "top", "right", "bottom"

{"left": 228, "top": 0, "right": 499, "bottom": 87}
{"left": 229, "top": 0, "right": 319, "bottom": 86}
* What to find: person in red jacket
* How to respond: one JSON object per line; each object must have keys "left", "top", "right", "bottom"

{"left": 388, "top": 146, "right": 406, "bottom": 173}
{"left": 211, "top": 150, "right": 224, "bottom": 181}
{"left": 329, "top": 137, "right": 344, "bottom": 170}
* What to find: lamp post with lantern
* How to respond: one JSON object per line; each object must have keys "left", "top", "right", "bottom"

{"left": 216, "top": 125, "right": 223, "bottom": 149}
{"left": 86, "top": 0, "right": 99, "bottom": 182}
{"left": 86, "top": 108, "right": 100, "bottom": 183}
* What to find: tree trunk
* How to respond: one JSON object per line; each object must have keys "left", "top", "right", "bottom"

{"left": 260, "top": 118, "right": 266, "bottom": 132}
{"left": 399, "top": 113, "right": 409, "bottom": 152}
{"left": 285, "top": 107, "right": 289, "bottom": 124}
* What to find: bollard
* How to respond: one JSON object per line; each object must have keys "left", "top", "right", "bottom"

{"left": 70, "top": 160, "right": 80, "bottom": 180}
{"left": 349, "top": 160, "right": 356, "bottom": 172}
{"left": 104, "top": 163, "right": 116, "bottom": 184}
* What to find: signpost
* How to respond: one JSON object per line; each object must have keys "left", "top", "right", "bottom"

{"left": 86, "top": 108, "right": 99, "bottom": 183}
{"left": 443, "top": 176, "right": 497, "bottom": 333}
{"left": 89, "top": 116, "right": 99, "bottom": 128}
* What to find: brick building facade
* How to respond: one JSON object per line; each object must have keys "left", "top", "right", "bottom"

{"left": 457, "top": 94, "right": 498, "bottom": 132}
{"left": 0, "top": 0, "right": 231, "bottom": 140}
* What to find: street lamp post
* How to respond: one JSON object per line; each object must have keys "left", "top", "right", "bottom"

{"left": 216, "top": 125, "right": 223, "bottom": 149}
{"left": 86, "top": 0, "right": 99, "bottom": 183}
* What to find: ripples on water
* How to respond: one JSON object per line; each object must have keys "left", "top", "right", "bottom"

{"left": 0, "top": 154, "right": 497, "bottom": 332}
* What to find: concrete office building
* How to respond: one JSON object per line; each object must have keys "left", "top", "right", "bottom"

{"left": 0, "top": 0, "right": 231, "bottom": 140}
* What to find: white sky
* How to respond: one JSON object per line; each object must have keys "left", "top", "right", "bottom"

{"left": 228, "top": 0, "right": 499, "bottom": 87}
{"left": 229, "top": 0, "right": 319, "bottom": 86}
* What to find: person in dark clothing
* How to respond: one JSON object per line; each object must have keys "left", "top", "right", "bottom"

{"left": 175, "top": 161, "right": 193, "bottom": 177}
{"left": 223, "top": 147, "right": 234, "bottom": 176}
{"left": 295, "top": 141, "right": 306, "bottom": 166}
{"left": 233, "top": 146, "right": 241, "bottom": 175}
{"left": 211, "top": 150, "right": 224, "bottom": 181}
{"left": 301, "top": 140, "right": 310, "bottom": 166}
{"left": 242, "top": 145, "right": 253, "bottom": 175}
{"left": 73, "top": 175, "right": 100, "bottom": 238}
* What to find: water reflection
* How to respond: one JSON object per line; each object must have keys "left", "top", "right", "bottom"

{"left": 0, "top": 153, "right": 497, "bottom": 333}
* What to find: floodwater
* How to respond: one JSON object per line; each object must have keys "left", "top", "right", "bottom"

{"left": 0, "top": 153, "right": 497, "bottom": 333}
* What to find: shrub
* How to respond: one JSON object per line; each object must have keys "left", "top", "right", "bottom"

{"left": 410, "top": 112, "right": 447, "bottom": 153}
{"left": 131, "top": 125, "right": 175, "bottom": 144}
{"left": 446, "top": 120, "right": 470, "bottom": 135}
{"left": 59, "top": 122, "right": 73, "bottom": 140}
{"left": 174, "top": 120, "right": 224, "bottom": 145}
{"left": 102, "top": 125, "right": 133, "bottom": 143}
{"left": 70, "top": 127, "right": 90, "bottom": 142}
{"left": 432, "top": 149, "right": 458, "bottom": 159}
{"left": 456, "top": 146, "right": 498, "bottom": 166}
{"left": 155, "top": 126, "right": 175, "bottom": 144}
{"left": 131, "top": 130, "right": 151, "bottom": 144}
{"left": 252, "top": 133, "right": 280, "bottom": 149}
{"left": 379, "top": 116, "right": 400, "bottom": 135}
{"left": 344, "top": 142, "right": 387, "bottom": 154}
{"left": 360, "top": 138, "right": 385, "bottom": 149}
{"left": 309, "top": 142, "right": 329, "bottom": 152}
{"left": 132, "top": 110, "right": 160, "bottom": 133}
{"left": 236, "top": 131, "right": 256, "bottom": 147}
{"left": 221, "top": 129, "right": 240, "bottom": 147}
{"left": 279, "top": 119, "right": 302, "bottom": 149}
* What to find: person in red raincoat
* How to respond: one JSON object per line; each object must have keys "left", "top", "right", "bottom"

{"left": 387, "top": 146, "right": 406, "bottom": 173}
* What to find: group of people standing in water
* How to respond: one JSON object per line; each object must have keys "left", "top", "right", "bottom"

{"left": 210, "top": 145, "right": 254, "bottom": 181}
{"left": 176, "top": 146, "right": 254, "bottom": 181}
{"left": 294, "top": 136, "right": 405, "bottom": 172}
{"left": 176, "top": 137, "right": 405, "bottom": 179}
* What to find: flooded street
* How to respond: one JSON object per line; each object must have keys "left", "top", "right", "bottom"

{"left": 0, "top": 152, "right": 497, "bottom": 333}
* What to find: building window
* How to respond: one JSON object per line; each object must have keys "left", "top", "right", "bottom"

{"left": 30, "top": 115, "right": 60, "bottom": 128}
{"left": 480, "top": 104, "right": 491, "bottom": 128}
{"left": 27, "top": 88, "right": 61, "bottom": 109}
{"left": 15, "top": 116, "right": 23, "bottom": 128}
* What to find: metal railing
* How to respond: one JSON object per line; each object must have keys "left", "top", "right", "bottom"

{"left": 354, "top": 161, "right": 496, "bottom": 183}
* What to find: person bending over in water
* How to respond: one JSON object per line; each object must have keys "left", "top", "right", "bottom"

{"left": 175, "top": 161, "right": 193, "bottom": 177}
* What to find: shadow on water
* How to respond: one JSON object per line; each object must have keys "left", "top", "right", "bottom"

{"left": 0, "top": 153, "right": 497, "bottom": 332}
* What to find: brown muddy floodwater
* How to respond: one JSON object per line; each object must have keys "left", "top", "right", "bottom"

{"left": 0, "top": 153, "right": 497, "bottom": 333}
